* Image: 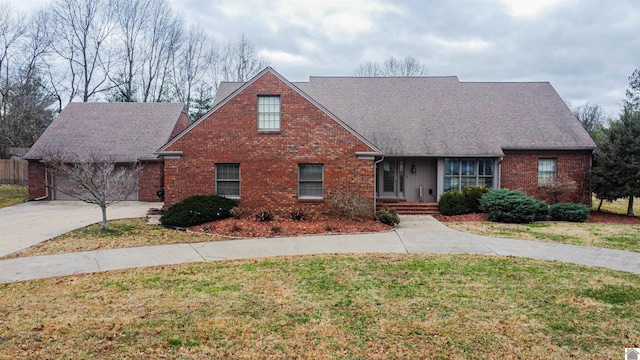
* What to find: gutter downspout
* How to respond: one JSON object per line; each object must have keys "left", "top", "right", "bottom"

{"left": 34, "top": 165, "right": 49, "bottom": 201}
{"left": 373, "top": 155, "right": 385, "bottom": 219}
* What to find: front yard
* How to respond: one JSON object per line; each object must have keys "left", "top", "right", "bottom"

{"left": 1, "top": 254, "right": 638, "bottom": 359}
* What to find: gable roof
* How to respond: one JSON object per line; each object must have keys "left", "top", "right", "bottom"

{"left": 25, "top": 102, "right": 187, "bottom": 162}
{"left": 159, "top": 67, "right": 381, "bottom": 154}
{"left": 293, "top": 76, "right": 596, "bottom": 156}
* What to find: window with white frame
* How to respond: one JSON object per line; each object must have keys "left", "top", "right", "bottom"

{"left": 258, "top": 95, "right": 280, "bottom": 130}
{"left": 216, "top": 164, "right": 240, "bottom": 198}
{"left": 538, "top": 158, "right": 556, "bottom": 185}
{"left": 299, "top": 164, "right": 323, "bottom": 198}
{"left": 444, "top": 158, "right": 495, "bottom": 191}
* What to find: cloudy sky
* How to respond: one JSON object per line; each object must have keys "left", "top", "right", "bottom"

{"left": 16, "top": 0, "right": 640, "bottom": 116}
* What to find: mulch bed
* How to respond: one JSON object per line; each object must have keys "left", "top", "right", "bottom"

{"left": 435, "top": 211, "right": 640, "bottom": 225}
{"left": 187, "top": 211, "right": 638, "bottom": 238}
{"left": 189, "top": 216, "right": 393, "bottom": 238}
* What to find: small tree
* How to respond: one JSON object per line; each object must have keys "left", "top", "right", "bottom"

{"left": 40, "top": 149, "right": 142, "bottom": 230}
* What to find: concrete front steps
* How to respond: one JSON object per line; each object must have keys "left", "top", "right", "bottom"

{"left": 377, "top": 201, "right": 440, "bottom": 215}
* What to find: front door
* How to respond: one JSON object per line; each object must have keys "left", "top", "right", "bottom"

{"left": 380, "top": 160, "right": 404, "bottom": 198}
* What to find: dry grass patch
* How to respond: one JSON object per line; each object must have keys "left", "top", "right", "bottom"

{"left": 0, "top": 254, "right": 638, "bottom": 359}
{"left": 0, "top": 218, "right": 217, "bottom": 259}
{"left": 594, "top": 197, "right": 640, "bottom": 215}
{"left": 446, "top": 221, "right": 640, "bottom": 252}
{"left": 0, "top": 184, "right": 27, "bottom": 209}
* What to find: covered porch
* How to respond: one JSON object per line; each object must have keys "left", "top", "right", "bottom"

{"left": 375, "top": 157, "right": 499, "bottom": 213}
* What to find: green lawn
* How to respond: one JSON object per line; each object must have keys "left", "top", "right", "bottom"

{"left": 1, "top": 254, "right": 638, "bottom": 359}
{"left": 0, "top": 184, "right": 27, "bottom": 208}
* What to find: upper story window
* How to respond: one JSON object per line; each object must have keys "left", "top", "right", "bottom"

{"left": 538, "top": 158, "right": 557, "bottom": 185}
{"left": 258, "top": 95, "right": 280, "bottom": 131}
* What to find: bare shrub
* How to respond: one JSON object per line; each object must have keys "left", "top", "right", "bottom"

{"left": 254, "top": 208, "right": 274, "bottom": 222}
{"left": 539, "top": 176, "right": 578, "bottom": 204}
{"left": 230, "top": 207, "right": 244, "bottom": 219}
{"left": 327, "top": 190, "right": 372, "bottom": 220}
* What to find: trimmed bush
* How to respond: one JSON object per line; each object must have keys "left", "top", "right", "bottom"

{"left": 378, "top": 207, "right": 400, "bottom": 226}
{"left": 161, "top": 195, "right": 237, "bottom": 227}
{"left": 479, "top": 189, "right": 549, "bottom": 223}
{"left": 462, "top": 186, "right": 490, "bottom": 213}
{"left": 438, "top": 191, "right": 468, "bottom": 216}
{"left": 550, "top": 203, "right": 590, "bottom": 222}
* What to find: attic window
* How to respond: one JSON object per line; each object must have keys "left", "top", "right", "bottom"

{"left": 258, "top": 96, "right": 280, "bottom": 131}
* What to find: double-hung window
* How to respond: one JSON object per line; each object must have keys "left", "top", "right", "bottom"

{"left": 258, "top": 95, "right": 280, "bottom": 131}
{"left": 538, "top": 159, "right": 557, "bottom": 185}
{"left": 216, "top": 164, "right": 240, "bottom": 198}
{"left": 299, "top": 164, "right": 323, "bottom": 199}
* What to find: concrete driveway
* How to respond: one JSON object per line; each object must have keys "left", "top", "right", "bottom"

{"left": 0, "top": 201, "right": 162, "bottom": 257}
{"left": 0, "top": 215, "right": 638, "bottom": 283}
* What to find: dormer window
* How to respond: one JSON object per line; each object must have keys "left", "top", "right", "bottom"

{"left": 258, "top": 95, "right": 280, "bottom": 131}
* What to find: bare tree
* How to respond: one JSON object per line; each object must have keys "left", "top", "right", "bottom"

{"left": 572, "top": 102, "right": 609, "bottom": 135}
{"left": 353, "top": 61, "right": 383, "bottom": 76}
{"left": 0, "top": 2, "right": 27, "bottom": 117}
{"left": 139, "top": 0, "right": 182, "bottom": 102}
{"left": 40, "top": 149, "right": 142, "bottom": 230}
{"left": 353, "top": 56, "right": 428, "bottom": 77}
{"left": 107, "top": 0, "right": 150, "bottom": 102}
{"left": 0, "top": 5, "right": 55, "bottom": 158}
{"left": 171, "top": 24, "right": 214, "bottom": 116}
{"left": 219, "top": 34, "right": 268, "bottom": 82}
{"left": 50, "top": 0, "right": 113, "bottom": 102}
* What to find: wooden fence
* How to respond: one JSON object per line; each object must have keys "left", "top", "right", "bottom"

{"left": 0, "top": 159, "right": 28, "bottom": 185}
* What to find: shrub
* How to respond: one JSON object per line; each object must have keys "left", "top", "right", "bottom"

{"left": 254, "top": 208, "right": 274, "bottom": 222}
{"left": 462, "top": 186, "right": 490, "bottom": 213}
{"left": 160, "top": 195, "right": 237, "bottom": 227}
{"left": 550, "top": 203, "right": 590, "bottom": 222}
{"left": 438, "top": 191, "right": 468, "bottom": 216}
{"left": 289, "top": 208, "right": 307, "bottom": 221}
{"left": 230, "top": 207, "right": 244, "bottom": 219}
{"left": 327, "top": 190, "right": 372, "bottom": 220}
{"left": 378, "top": 207, "right": 400, "bottom": 226}
{"left": 479, "top": 189, "right": 549, "bottom": 223}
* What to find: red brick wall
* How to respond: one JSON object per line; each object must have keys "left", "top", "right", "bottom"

{"left": 27, "top": 161, "right": 50, "bottom": 200}
{"left": 500, "top": 150, "right": 592, "bottom": 204}
{"left": 164, "top": 71, "right": 375, "bottom": 214}
{"left": 138, "top": 161, "right": 164, "bottom": 202}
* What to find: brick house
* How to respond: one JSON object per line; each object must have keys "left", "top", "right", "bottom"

{"left": 157, "top": 67, "right": 596, "bottom": 213}
{"left": 25, "top": 102, "right": 190, "bottom": 201}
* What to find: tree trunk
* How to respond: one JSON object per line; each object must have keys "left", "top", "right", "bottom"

{"left": 597, "top": 198, "right": 603, "bottom": 211}
{"left": 101, "top": 205, "right": 109, "bottom": 231}
{"left": 627, "top": 196, "right": 635, "bottom": 216}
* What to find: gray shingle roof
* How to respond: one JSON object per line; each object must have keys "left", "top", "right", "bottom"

{"left": 294, "top": 76, "right": 596, "bottom": 156}
{"left": 25, "top": 102, "right": 186, "bottom": 162}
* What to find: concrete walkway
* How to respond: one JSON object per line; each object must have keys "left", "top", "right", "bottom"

{"left": 0, "top": 201, "right": 162, "bottom": 257}
{"left": 0, "top": 215, "right": 638, "bottom": 283}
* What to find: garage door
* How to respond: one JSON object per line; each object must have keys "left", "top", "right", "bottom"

{"left": 53, "top": 173, "right": 139, "bottom": 201}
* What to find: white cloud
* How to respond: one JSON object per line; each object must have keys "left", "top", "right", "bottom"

{"left": 498, "top": 0, "right": 570, "bottom": 17}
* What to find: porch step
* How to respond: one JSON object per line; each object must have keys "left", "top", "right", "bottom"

{"left": 377, "top": 201, "right": 440, "bottom": 215}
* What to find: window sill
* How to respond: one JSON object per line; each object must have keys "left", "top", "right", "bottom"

{"left": 258, "top": 130, "right": 281, "bottom": 134}
{"left": 298, "top": 198, "right": 324, "bottom": 203}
